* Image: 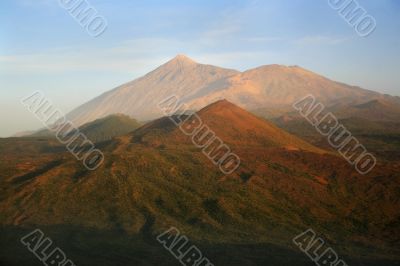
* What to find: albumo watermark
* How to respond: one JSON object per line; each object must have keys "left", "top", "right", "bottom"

{"left": 293, "top": 94, "right": 376, "bottom": 175}
{"left": 59, "top": 0, "right": 108, "bottom": 37}
{"left": 21, "top": 229, "right": 76, "bottom": 266}
{"left": 328, "top": 0, "right": 376, "bottom": 37}
{"left": 293, "top": 228, "right": 348, "bottom": 266}
{"left": 158, "top": 96, "right": 241, "bottom": 175}
{"left": 157, "top": 227, "right": 214, "bottom": 266}
{"left": 21, "top": 91, "right": 104, "bottom": 170}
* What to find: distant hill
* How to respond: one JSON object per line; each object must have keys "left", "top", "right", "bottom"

{"left": 76, "top": 114, "right": 141, "bottom": 142}
{"left": 65, "top": 55, "right": 398, "bottom": 127}
{"left": 30, "top": 114, "right": 141, "bottom": 143}
{"left": 329, "top": 98, "right": 400, "bottom": 121}
{"left": 248, "top": 96, "right": 400, "bottom": 162}
{"left": 273, "top": 113, "right": 400, "bottom": 161}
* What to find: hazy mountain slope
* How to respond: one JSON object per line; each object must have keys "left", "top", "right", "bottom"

{"left": 65, "top": 55, "right": 396, "bottom": 127}
{"left": 29, "top": 114, "right": 141, "bottom": 143}
{"left": 1, "top": 101, "right": 399, "bottom": 266}
{"left": 187, "top": 64, "right": 383, "bottom": 110}
{"left": 67, "top": 55, "right": 239, "bottom": 126}
{"left": 329, "top": 98, "right": 400, "bottom": 121}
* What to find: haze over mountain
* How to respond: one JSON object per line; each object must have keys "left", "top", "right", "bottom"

{"left": 329, "top": 98, "right": 400, "bottom": 121}
{"left": 66, "top": 55, "right": 397, "bottom": 127}
{"left": 29, "top": 114, "right": 141, "bottom": 143}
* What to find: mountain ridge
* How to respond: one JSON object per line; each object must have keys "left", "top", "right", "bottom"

{"left": 66, "top": 55, "right": 399, "bottom": 127}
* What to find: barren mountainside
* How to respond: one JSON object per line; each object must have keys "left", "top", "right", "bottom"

{"left": 66, "top": 55, "right": 392, "bottom": 127}
{"left": 67, "top": 55, "right": 239, "bottom": 126}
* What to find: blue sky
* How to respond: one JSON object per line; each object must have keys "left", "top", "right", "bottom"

{"left": 0, "top": 0, "right": 399, "bottom": 136}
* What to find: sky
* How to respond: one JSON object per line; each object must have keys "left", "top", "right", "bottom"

{"left": 0, "top": 0, "right": 399, "bottom": 137}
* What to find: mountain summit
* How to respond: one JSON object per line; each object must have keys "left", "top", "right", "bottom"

{"left": 168, "top": 54, "right": 197, "bottom": 64}
{"left": 67, "top": 55, "right": 238, "bottom": 126}
{"left": 160, "top": 54, "right": 199, "bottom": 72}
{"left": 67, "top": 55, "right": 390, "bottom": 126}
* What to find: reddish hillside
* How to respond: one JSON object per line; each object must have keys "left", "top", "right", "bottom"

{"left": 131, "top": 100, "right": 324, "bottom": 154}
